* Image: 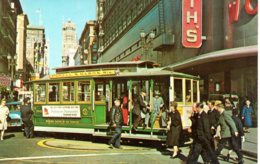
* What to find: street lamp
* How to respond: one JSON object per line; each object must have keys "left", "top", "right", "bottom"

{"left": 139, "top": 29, "right": 155, "bottom": 60}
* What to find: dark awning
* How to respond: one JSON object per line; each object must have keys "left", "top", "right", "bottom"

{"left": 164, "top": 45, "right": 258, "bottom": 71}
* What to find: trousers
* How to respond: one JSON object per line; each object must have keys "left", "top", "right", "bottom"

{"left": 23, "top": 120, "right": 34, "bottom": 138}
{"left": 108, "top": 126, "right": 122, "bottom": 148}
{"left": 187, "top": 139, "right": 219, "bottom": 164}
{"left": 216, "top": 137, "right": 243, "bottom": 160}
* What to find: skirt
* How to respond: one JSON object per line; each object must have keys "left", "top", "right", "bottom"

{"left": 166, "top": 125, "right": 181, "bottom": 147}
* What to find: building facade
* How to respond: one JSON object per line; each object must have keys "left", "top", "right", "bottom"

{"left": 44, "top": 38, "right": 50, "bottom": 76}
{"left": 78, "top": 20, "right": 98, "bottom": 65}
{"left": 62, "top": 20, "right": 78, "bottom": 66}
{"left": 26, "top": 25, "right": 47, "bottom": 78}
{"left": 0, "top": 0, "right": 23, "bottom": 90}
{"left": 16, "top": 13, "right": 32, "bottom": 83}
{"left": 96, "top": 0, "right": 258, "bottom": 105}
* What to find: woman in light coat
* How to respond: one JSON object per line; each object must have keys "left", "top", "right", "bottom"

{"left": 0, "top": 99, "right": 10, "bottom": 140}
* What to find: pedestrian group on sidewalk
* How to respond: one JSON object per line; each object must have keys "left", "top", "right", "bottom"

{"left": 108, "top": 89, "right": 254, "bottom": 164}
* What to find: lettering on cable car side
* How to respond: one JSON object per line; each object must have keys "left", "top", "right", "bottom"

{"left": 42, "top": 105, "right": 81, "bottom": 118}
{"left": 45, "top": 119, "right": 80, "bottom": 124}
{"left": 50, "top": 70, "right": 116, "bottom": 79}
{"left": 182, "top": 0, "right": 202, "bottom": 48}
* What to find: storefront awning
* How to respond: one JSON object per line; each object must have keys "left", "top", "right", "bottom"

{"left": 164, "top": 45, "right": 258, "bottom": 71}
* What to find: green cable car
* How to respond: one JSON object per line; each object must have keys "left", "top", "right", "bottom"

{"left": 29, "top": 61, "right": 200, "bottom": 141}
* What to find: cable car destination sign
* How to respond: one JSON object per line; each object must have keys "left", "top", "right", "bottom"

{"left": 182, "top": 0, "right": 202, "bottom": 48}
{"left": 50, "top": 70, "right": 116, "bottom": 79}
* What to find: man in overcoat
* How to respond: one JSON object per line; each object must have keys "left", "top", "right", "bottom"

{"left": 20, "top": 97, "right": 34, "bottom": 138}
{"left": 187, "top": 103, "right": 219, "bottom": 164}
{"left": 215, "top": 101, "right": 243, "bottom": 164}
{"left": 132, "top": 88, "right": 148, "bottom": 131}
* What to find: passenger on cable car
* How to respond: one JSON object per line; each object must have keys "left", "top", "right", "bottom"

{"left": 120, "top": 92, "right": 129, "bottom": 125}
{"left": 49, "top": 86, "right": 57, "bottom": 101}
{"left": 132, "top": 88, "right": 149, "bottom": 131}
{"left": 146, "top": 90, "right": 164, "bottom": 129}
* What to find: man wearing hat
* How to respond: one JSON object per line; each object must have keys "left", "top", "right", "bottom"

{"left": 215, "top": 101, "right": 243, "bottom": 164}
{"left": 132, "top": 88, "right": 148, "bottom": 131}
{"left": 148, "top": 90, "right": 164, "bottom": 128}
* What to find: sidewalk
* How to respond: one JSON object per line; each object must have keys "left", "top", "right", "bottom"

{"left": 241, "top": 127, "right": 258, "bottom": 158}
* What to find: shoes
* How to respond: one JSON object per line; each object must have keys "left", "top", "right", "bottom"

{"left": 224, "top": 154, "right": 230, "bottom": 161}
{"left": 117, "top": 146, "right": 123, "bottom": 149}
{"left": 238, "top": 159, "right": 244, "bottom": 164}
{"left": 109, "top": 144, "right": 114, "bottom": 149}
{"left": 132, "top": 127, "right": 138, "bottom": 133}
{"left": 171, "top": 152, "right": 178, "bottom": 158}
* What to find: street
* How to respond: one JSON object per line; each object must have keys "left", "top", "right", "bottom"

{"left": 0, "top": 130, "right": 257, "bottom": 164}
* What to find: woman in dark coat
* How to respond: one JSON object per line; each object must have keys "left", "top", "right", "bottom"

{"left": 166, "top": 101, "right": 182, "bottom": 158}
{"left": 242, "top": 100, "right": 253, "bottom": 133}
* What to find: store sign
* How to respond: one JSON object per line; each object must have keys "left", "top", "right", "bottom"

{"left": 42, "top": 105, "right": 81, "bottom": 118}
{"left": 50, "top": 70, "right": 116, "bottom": 79}
{"left": 228, "top": 0, "right": 258, "bottom": 23}
{"left": 0, "top": 76, "right": 11, "bottom": 87}
{"left": 182, "top": 0, "right": 202, "bottom": 48}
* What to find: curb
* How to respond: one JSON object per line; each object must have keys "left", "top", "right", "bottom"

{"left": 241, "top": 149, "right": 257, "bottom": 159}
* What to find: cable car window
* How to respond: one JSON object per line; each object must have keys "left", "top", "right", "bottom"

{"left": 63, "top": 82, "right": 74, "bottom": 102}
{"left": 78, "top": 81, "right": 91, "bottom": 102}
{"left": 35, "top": 83, "right": 46, "bottom": 102}
{"left": 186, "top": 80, "right": 191, "bottom": 102}
{"left": 49, "top": 83, "right": 59, "bottom": 102}
{"left": 95, "top": 82, "right": 109, "bottom": 102}
{"left": 174, "top": 79, "right": 183, "bottom": 102}
{"left": 193, "top": 81, "right": 198, "bottom": 102}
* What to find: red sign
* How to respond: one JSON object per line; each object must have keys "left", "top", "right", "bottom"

{"left": 131, "top": 54, "right": 142, "bottom": 61}
{"left": 228, "top": 0, "right": 240, "bottom": 23}
{"left": 245, "top": 0, "right": 258, "bottom": 15}
{"left": 182, "top": 0, "right": 202, "bottom": 48}
{"left": 228, "top": 0, "right": 258, "bottom": 23}
{"left": 0, "top": 76, "right": 11, "bottom": 87}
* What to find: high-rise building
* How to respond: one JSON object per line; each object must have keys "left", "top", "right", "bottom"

{"left": 96, "top": 0, "right": 257, "bottom": 102}
{"left": 0, "top": 0, "right": 22, "bottom": 89}
{"left": 62, "top": 20, "right": 78, "bottom": 66}
{"left": 77, "top": 20, "right": 97, "bottom": 65}
{"left": 26, "top": 25, "right": 47, "bottom": 78}
{"left": 16, "top": 13, "right": 32, "bottom": 82}
{"left": 44, "top": 38, "right": 50, "bottom": 76}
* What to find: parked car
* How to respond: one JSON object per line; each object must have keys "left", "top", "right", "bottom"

{"left": 6, "top": 101, "right": 23, "bottom": 128}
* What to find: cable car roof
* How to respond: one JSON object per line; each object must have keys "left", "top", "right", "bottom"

{"left": 53, "top": 61, "right": 159, "bottom": 73}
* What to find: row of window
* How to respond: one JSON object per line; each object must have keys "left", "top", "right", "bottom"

{"left": 102, "top": 0, "right": 154, "bottom": 47}
{"left": 35, "top": 81, "right": 91, "bottom": 103}
{"left": 34, "top": 79, "right": 199, "bottom": 104}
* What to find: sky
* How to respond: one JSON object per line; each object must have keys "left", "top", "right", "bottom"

{"left": 20, "top": 0, "right": 97, "bottom": 73}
